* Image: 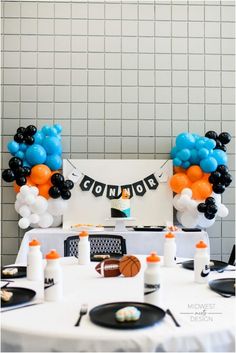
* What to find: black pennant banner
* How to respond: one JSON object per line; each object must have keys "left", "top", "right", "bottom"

{"left": 106, "top": 185, "right": 119, "bottom": 199}
{"left": 92, "top": 181, "right": 106, "bottom": 197}
{"left": 132, "top": 180, "right": 146, "bottom": 196}
{"left": 80, "top": 175, "right": 94, "bottom": 191}
{"left": 144, "top": 174, "right": 159, "bottom": 190}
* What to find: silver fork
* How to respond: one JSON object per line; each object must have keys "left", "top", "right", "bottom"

{"left": 74, "top": 304, "right": 88, "bottom": 327}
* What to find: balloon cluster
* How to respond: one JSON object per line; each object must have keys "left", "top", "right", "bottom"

{"left": 49, "top": 173, "right": 74, "bottom": 200}
{"left": 205, "top": 131, "right": 231, "bottom": 152}
{"left": 171, "top": 132, "right": 229, "bottom": 173}
{"left": 15, "top": 185, "right": 65, "bottom": 229}
{"left": 2, "top": 157, "right": 31, "bottom": 186}
{"left": 170, "top": 131, "right": 232, "bottom": 228}
{"left": 209, "top": 165, "right": 232, "bottom": 194}
{"left": 7, "top": 124, "right": 62, "bottom": 170}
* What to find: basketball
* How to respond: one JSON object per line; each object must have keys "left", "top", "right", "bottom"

{"left": 119, "top": 255, "right": 141, "bottom": 277}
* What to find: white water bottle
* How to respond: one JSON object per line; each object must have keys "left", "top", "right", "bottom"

{"left": 164, "top": 232, "right": 176, "bottom": 267}
{"left": 194, "top": 240, "right": 210, "bottom": 284}
{"left": 44, "top": 250, "right": 63, "bottom": 301}
{"left": 78, "top": 231, "right": 90, "bottom": 265}
{"left": 144, "top": 252, "right": 161, "bottom": 306}
{"left": 27, "top": 239, "right": 43, "bottom": 281}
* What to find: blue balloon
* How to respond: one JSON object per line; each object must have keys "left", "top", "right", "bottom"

{"left": 189, "top": 149, "right": 200, "bottom": 164}
{"left": 182, "top": 161, "right": 190, "bottom": 169}
{"left": 15, "top": 151, "right": 25, "bottom": 159}
{"left": 173, "top": 157, "right": 182, "bottom": 167}
{"left": 177, "top": 148, "right": 191, "bottom": 161}
{"left": 47, "top": 127, "right": 58, "bottom": 137}
{"left": 23, "top": 160, "right": 31, "bottom": 167}
{"left": 198, "top": 148, "right": 209, "bottom": 159}
{"left": 19, "top": 143, "right": 27, "bottom": 152}
{"left": 42, "top": 136, "right": 61, "bottom": 155}
{"left": 212, "top": 149, "right": 228, "bottom": 166}
{"left": 25, "top": 144, "right": 47, "bottom": 166}
{"left": 204, "top": 138, "right": 216, "bottom": 150}
{"left": 170, "top": 146, "right": 178, "bottom": 158}
{"left": 192, "top": 133, "right": 200, "bottom": 140}
{"left": 195, "top": 138, "right": 205, "bottom": 150}
{"left": 34, "top": 131, "right": 44, "bottom": 145}
{"left": 42, "top": 125, "right": 51, "bottom": 136}
{"left": 7, "top": 141, "right": 19, "bottom": 154}
{"left": 45, "top": 154, "right": 62, "bottom": 170}
{"left": 54, "top": 124, "right": 62, "bottom": 134}
{"left": 200, "top": 157, "right": 218, "bottom": 173}
{"left": 176, "top": 133, "right": 195, "bottom": 150}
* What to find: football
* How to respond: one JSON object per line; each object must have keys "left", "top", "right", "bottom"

{"left": 95, "top": 258, "right": 121, "bottom": 277}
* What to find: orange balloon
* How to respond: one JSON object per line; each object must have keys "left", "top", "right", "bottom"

{"left": 169, "top": 173, "right": 191, "bottom": 194}
{"left": 13, "top": 181, "right": 20, "bottom": 193}
{"left": 186, "top": 165, "right": 203, "bottom": 182}
{"left": 202, "top": 173, "right": 211, "bottom": 181}
{"left": 13, "top": 177, "right": 36, "bottom": 193}
{"left": 191, "top": 180, "right": 212, "bottom": 200}
{"left": 174, "top": 166, "right": 186, "bottom": 174}
{"left": 38, "top": 183, "right": 51, "bottom": 199}
{"left": 30, "top": 164, "right": 51, "bottom": 185}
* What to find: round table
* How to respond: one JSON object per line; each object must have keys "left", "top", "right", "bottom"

{"left": 1, "top": 256, "right": 235, "bottom": 352}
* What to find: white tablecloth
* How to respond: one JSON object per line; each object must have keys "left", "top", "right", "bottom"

{"left": 15, "top": 228, "right": 209, "bottom": 264}
{"left": 1, "top": 256, "right": 235, "bottom": 352}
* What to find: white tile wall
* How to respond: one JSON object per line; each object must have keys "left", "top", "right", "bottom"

{"left": 1, "top": 1, "right": 235, "bottom": 265}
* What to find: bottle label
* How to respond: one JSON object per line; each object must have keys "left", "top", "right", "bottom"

{"left": 144, "top": 283, "right": 160, "bottom": 296}
{"left": 44, "top": 277, "right": 56, "bottom": 290}
{"left": 200, "top": 264, "right": 210, "bottom": 278}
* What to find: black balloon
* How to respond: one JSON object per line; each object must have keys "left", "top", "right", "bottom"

{"left": 63, "top": 180, "right": 74, "bottom": 190}
{"left": 205, "top": 197, "right": 215, "bottom": 205}
{"left": 207, "top": 204, "right": 218, "bottom": 215}
{"left": 61, "top": 190, "right": 71, "bottom": 200}
{"left": 209, "top": 171, "right": 221, "bottom": 184}
{"left": 219, "top": 145, "right": 227, "bottom": 152}
{"left": 205, "top": 131, "right": 218, "bottom": 140}
{"left": 9, "top": 157, "right": 23, "bottom": 170}
{"left": 23, "top": 167, "right": 31, "bottom": 176}
{"left": 218, "top": 132, "right": 231, "bottom": 145}
{"left": 217, "top": 165, "right": 229, "bottom": 175}
{"left": 197, "top": 203, "right": 206, "bottom": 213}
{"left": 17, "top": 127, "right": 26, "bottom": 134}
{"left": 213, "top": 184, "right": 225, "bottom": 194}
{"left": 25, "top": 125, "right": 37, "bottom": 136}
{"left": 51, "top": 173, "right": 64, "bottom": 187}
{"left": 14, "top": 133, "right": 25, "bottom": 143}
{"left": 215, "top": 140, "right": 222, "bottom": 149}
{"left": 222, "top": 173, "right": 232, "bottom": 187}
{"left": 14, "top": 166, "right": 26, "bottom": 177}
{"left": 16, "top": 176, "right": 27, "bottom": 186}
{"left": 49, "top": 186, "right": 61, "bottom": 199}
{"left": 2, "top": 169, "right": 15, "bottom": 182}
{"left": 24, "top": 135, "right": 34, "bottom": 145}
{"left": 204, "top": 212, "right": 215, "bottom": 220}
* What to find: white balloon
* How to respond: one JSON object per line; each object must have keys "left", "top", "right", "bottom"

{"left": 51, "top": 215, "right": 62, "bottom": 227}
{"left": 212, "top": 193, "right": 221, "bottom": 207}
{"left": 181, "top": 211, "right": 199, "bottom": 228}
{"left": 181, "top": 188, "right": 192, "bottom": 197}
{"left": 18, "top": 217, "right": 30, "bottom": 229}
{"left": 19, "top": 205, "right": 31, "bottom": 218}
{"left": 20, "top": 185, "right": 30, "bottom": 196}
{"left": 197, "top": 214, "right": 215, "bottom": 228}
{"left": 14, "top": 200, "right": 21, "bottom": 212}
{"left": 176, "top": 211, "right": 183, "bottom": 224}
{"left": 24, "top": 194, "right": 36, "bottom": 206}
{"left": 30, "top": 186, "right": 39, "bottom": 196}
{"left": 29, "top": 213, "right": 40, "bottom": 224}
{"left": 38, "top": 213, "right": 53, "bottom": 228}
{"left": 178, "top": 194, "right": 191, "bottom": 208}
{"left": 217, "top": 204, "right": 229, "bottom": 218}
{"left": 16, "top": 193, "right": 24, "bottom": 201}
{"left": 30, "top": 196, "right": 48, "bottom": 214}
{"left": 47, "top": 198, "right": 68, "bottom": 216}
{"left": 186, "top": 199, "right": 198, "bottom": 211}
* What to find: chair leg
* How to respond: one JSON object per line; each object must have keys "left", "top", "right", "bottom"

{"left": 228, "top": 245, "right": 235, "bottom": 266}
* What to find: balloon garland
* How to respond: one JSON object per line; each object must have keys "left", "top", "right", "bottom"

{"left": 2, "top": 124, "right": 74, "bottom": 229}
{"left": 170, "top": 131, "right": 232, "bottom": 228}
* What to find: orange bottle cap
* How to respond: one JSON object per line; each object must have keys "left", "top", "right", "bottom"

{"left": 146, "top": 251, "right": 160, "bottom": 262}
{"left": 196, "top": 240, "right": 207, "bottom": 249}
{"left": 29, "top": 239, "right": 41, "bottom": 246}
{"left": 80, "top": 230, "right": 89, "bottom": 237}
{"left": 46, "top": 249, "right": 60, "bottom": 260}
{"left": 165, "top": 232, "right": 175, "bottom": 238}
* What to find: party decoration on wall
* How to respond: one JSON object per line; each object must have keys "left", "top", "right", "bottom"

{"left": 2, "top": 123, "right": 75, "bottom": 230}
{"left": 170, "top": 131, "right": 232, "bottom": 228}
{"left": 79, "top": 173, "right": 159, "bottom": 199}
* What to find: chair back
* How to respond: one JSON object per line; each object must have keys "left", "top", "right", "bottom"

{"left": 64, "top": 234, "right": 127, "bottom": 258}
{"left": 228, "top": 244, "right": 235, "bottom": 266}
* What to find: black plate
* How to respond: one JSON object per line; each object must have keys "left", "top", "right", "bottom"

{"left": 181, "top": 228, "right": 201, "bottom": 232}
{"left": 182, "top": 260, "right": 228, "bottom": 272}
{"left": 133, "top": 226, "right": 165, "bottom": 232}
{"left": 209, "top": 278, "right": 235, "bottom": 296}
{"left": 1, "top": 266, "right": 26, "bottom": 279}
{"left": 89, "top": 301, "right": 165, "bottom": 329}
{"left": 1, "top": 287, "right": 36, "bottom": 307}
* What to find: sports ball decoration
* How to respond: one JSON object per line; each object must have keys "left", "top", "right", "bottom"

{"left": 119, "top": 255, "right": 141, "bottom": 277}
{"left": 95, "top": 258, "right": 121, "bottom": 277}
{"left": 170, "top": 131, "right": 232, "bottom": 228}
{"left": 95, "top": 255, "right": 141, "bottom": 278}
